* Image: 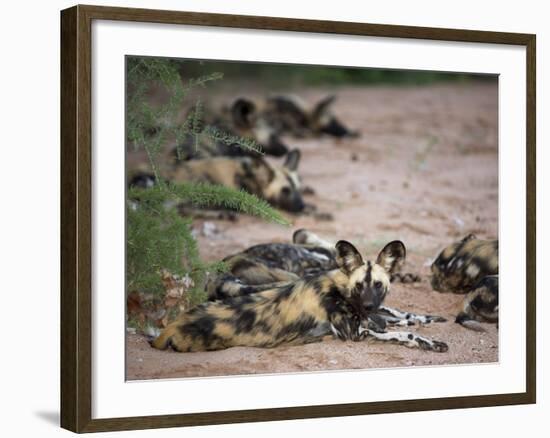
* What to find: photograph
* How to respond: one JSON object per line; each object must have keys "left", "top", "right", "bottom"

{"left": 125, "top": 56, "right": 499, "bottom": 381}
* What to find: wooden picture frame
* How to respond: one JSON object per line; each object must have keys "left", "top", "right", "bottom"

{"left": 60, "top": 4, "right": 536, "bottom": 433}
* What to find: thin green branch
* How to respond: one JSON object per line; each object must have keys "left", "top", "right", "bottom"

{"left": 203, "top": 126, "right": 264, "bottom": 155}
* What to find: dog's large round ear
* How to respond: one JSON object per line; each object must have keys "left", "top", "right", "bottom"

{"left": 283, "top": 149, "right": 301, "bottom": 171}
{"left": 231, "top": 98, "right": 256, "bottom": 129}
{"left": 241, "top": 156, "right": 275, "bottom": 184}
{"left": 311, "top": 95, "right": 337, "bottom": 121}
{"left": 376, "top": 241, "right": 406, "bottom": 274}
{"left": 336, "top": 240, "right": 364, "bottom": 275}
{"left": 293, "top": 228, "right": 309, "bottom": 244}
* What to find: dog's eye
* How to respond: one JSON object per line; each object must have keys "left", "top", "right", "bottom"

{"left": 281, "top": 187, "right": 291, "bottom": 196}
{"left": 374, "top": 281, "right": 383, "bottom": 289}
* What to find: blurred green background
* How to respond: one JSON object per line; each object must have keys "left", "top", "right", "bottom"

{"left": 165, "top": 58, "right": 496, "bottom": 87}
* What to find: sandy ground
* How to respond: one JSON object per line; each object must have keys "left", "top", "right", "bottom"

{"left": 126, "top": 81, "right": 499, "bottom": 381}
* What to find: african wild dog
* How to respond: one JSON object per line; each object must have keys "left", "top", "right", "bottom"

{"left": 152, "top": 239, "right": 448, "bottom": 352}
{"left": 167, "top": 148, "right": 305, "bottom": 213}
{"left": 207, "top": 229, "right": 445, "bottom": 332}
{"left": 223, "top": 98, "right": 290, "bottom": 154}
{"left": 430, "top": 234, "right": 498, "bottom": 293}
{"left": 171, "top": 99, "right": 289, "bottom": 163}
{"left": 209, "top": 229, "right": 420, "bottom": 298}
{"left": 263, "top": 95, "right": 359, "bottom": 138}
{"left": 181, "top": 95, "right": 359, "bottom": 148}
{"left": 430, "top": 234, "right": 499, "bottom": 331}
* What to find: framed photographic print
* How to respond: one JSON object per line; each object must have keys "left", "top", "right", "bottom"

{"left": 60, "top": 4, "right": 536, "bottom": 433}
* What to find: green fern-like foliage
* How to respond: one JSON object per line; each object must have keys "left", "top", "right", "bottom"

{"left": 126, "top": 188, "right": 226, "bottom": 303}
{"left": 126, "top": 56, "right": 288, "bottom": 300}
{"left": 164, "top": 182, "right": 288, "bottom": 225}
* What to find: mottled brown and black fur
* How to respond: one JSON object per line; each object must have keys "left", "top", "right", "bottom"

{"left": 208, "top": 243, "right": 334, "bottom": 298}
{"left": 173, "top": 95, "right": 358, "bottom": 158}
{"left": 206, "top": 230, "right": 445, "bottom": 336}
{"left": 222, "top": 98, "right": 290, "bottom": 154}
{"left": 152, "top": 237, "right": 448, "bottom": 352}
{"left": 171, "top": 99, "right": 289, "bottom": 162}
{"left": 152, "top": 241, "right": 381, "bottom": 351}
{"left": 263, "top": 95, "right": 359, "bottom": 138}
{"left": 172, "top": 149, "right": 304, "bottom": 212}
{"left": 171, "top": 94, "right": 358, "bottom": 165}
{"left": 455, "top": 275, "right": 499, "bottom": 331}
{"left": 128, "top": 149, "right": 306, "bottom": 213}
{"left": 430, "top": 234, "right": 498, "bottom": 294}
{"left": 208, "top": 229, "right": 419, "bottom": 302}
{"left": 430, "top": 234, "right": 499, "bottom": 331}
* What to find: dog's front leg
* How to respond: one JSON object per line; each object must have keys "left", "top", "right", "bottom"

{"left": 330, "top": 313, "right": 366, "bottom": 342}
{"left": 358, "top": 327, "right": 449, "bottom": 352}
{"left": 378, "top": 306, "right": 447, "bottom": 326}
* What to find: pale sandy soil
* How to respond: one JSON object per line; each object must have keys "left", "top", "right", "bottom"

{"left": 126, "top": 81, "right": 499, "bottom": 381}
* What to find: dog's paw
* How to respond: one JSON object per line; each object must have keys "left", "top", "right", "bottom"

{"left": 431, "top": 340, "right": 449, "bottom": 353}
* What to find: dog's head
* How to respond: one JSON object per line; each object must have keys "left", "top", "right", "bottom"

{"left": 335, "top": 240, "right": 406, "bottom": 315}
{"left": 240, "top": 149, "right": 305, "bottom": 213}
{"left": 229, "top": 98, "right": 289, "bottom": 157}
